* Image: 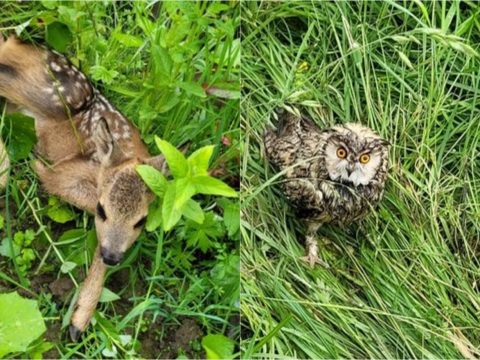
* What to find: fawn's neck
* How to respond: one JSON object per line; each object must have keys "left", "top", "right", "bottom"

{"left": 34, "top": 93, "right": 149, "bottom": 165}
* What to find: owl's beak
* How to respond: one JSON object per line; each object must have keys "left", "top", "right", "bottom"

{"left": 346, "top": 164, "right": 354, "bottom": 176}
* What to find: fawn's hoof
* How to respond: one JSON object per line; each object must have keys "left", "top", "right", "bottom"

{"left": 69, "top": 325, "right": 82, "bottom": 342}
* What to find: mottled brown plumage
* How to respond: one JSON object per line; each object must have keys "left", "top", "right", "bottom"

{"left": 264, "top": 109, "right": 389, "bottom": 266}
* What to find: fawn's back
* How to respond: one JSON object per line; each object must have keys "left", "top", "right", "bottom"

{"left": 0, "top": 35, "right": 165, "bottom": 262}
{"left": 0, "top": 35, "right": 149, "bottom": 163}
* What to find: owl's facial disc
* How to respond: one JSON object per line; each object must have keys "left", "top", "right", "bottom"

{"left": 324, "top": 139, "right": 382, "bottom": 186}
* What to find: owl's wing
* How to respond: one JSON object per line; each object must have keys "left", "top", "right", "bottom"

{"left": 264, "top": 113, "right": 300, "bottom": 169}
{"left": 281, "top": 178, "right": 328, "bottom": 219}
{"left": 264, "top": 109, "right": 322, "bottom": 170}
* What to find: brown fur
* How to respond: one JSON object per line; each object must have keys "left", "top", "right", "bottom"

{"left": 0, "top": 139, "right": 8, "bottom": 187}
{"left": 70, "top": 248, "right": 107, "bottom": 340}
{"left": 0, "top": 35, "right": 166, "bottom": 340}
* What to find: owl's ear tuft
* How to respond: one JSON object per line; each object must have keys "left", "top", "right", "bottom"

{"left": 377, "top": 139, "right": 391, "bottom": 146}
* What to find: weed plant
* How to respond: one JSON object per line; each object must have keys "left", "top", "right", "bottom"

{"left": 0, "top": 1, "right": 240, "bottom": 358}
{"left": 241, "top": 1, "right": 480, "bottom": 358}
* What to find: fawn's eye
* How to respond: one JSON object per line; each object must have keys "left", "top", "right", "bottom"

{"left": 336, "top": 147, "right": 347, "bottom": 159}
{"left": 96, "top": 203, "right": 107, "bottom": 221}
{"left": 134, "top": 216, "right": 147, "bottom": 229}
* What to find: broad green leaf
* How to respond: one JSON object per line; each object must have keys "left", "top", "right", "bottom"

{"left": 0, "top": 292, "right": 46, "bottom": 357}
{"left": 151, "top": 45, "right": 173, "bottom": 83}
{"left": 2, "top": 113, "right": 37, "bottom": 162}
{"left": 99, "top": 287, "right": 121, "bottom": 303}
{"left": 58, "top": 229, "right": 86, "bottom": 243}
{"left": 0, "top": 238, "right": 19, "bottom": 258}
{"left": 210, "top": 254, "right": 240, "bottom": 306}
{"left": 90, "top": 65, "right": 119, "bottom": 85}
{"left": 185, "top": 212, "right": 225, "bottom": 253}
{"left": 47, "top": 197, "right": 76, "bottom": 224}
{"left": 165, "top": 19, "right": 191, "bottom": 47}
{"left": 102, "top": 345, "right": 118, "bottom": 358}
{"left": 202, "top": 334, "right": 235, "bottom": 360}
{"left": 14, "top": 232, "right": 24, "bottom": 246}
{"left": 207, "top": 2, "right": 231, "bottom": 15}
{"left": 222, "top": 201, "right": 240, "bottom": 237}
{"left": 40, "top": 1, "right": 57, "bottom": 9}
{"left": 94, "top": 313, "right": 120, "bottom": 341}
{"left": 182, "top": 199, "right": 205, "bottom": 224}
{"left": 162, "top": 182, "right": 182, "bottom": 231}
{"left": 136, "top": 164, "right": 168, "bottom": 196}
{"left": 155, "top": 137, "right": 188, "bottom": 178}
{"left": 192, "top": 176, "right": 237, "bottom": 197}
{"left": 178, "top": 81, "right": 207, "bottom": 98}
{"left": 112, "top": 32, "right": 143, "bottom": 48}
{"left": 146, "top": 201, "right": 162, "bottom": 232}
{"left": 60, "top": 261, "right": 77, "bottom": 273}
{"left": 45, "top": 22, "right": 72, "bottom": 53}
{"left": 119, "top": 334, "right": 132, "bottom": 346}
{"left": 28, "top": 340, "right": 54, "bottom": 360}
{"left": 175, "top": 178, "right": 196, "bottom": 210}
{"left": 196, "top": 232, "right": 213, "bottom": 253}
{"left": 188, "top": 145, "right": 215, "bottom": 176}
{"left": 59, "top": 229, "right": 93, "bottom": 266}
{"left": 156, "top": 90, "right": 181, "bottom": 113}
{"left": 23, "top": 230, "right": 35, "bottom": 246}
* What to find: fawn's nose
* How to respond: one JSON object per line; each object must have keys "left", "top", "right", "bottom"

{"left": 100, "top": 247, "right": 123, "bottom": 266}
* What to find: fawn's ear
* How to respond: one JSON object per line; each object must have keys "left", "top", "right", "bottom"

{"left": 93, "top": 118, "right": 128, "bottom": 167}
{"left": 142, "top": 155, "right": 167, "bottom": 174}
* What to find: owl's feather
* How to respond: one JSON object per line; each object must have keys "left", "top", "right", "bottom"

{"left": 264, "top": 110, "right": 389, "bottom": 226}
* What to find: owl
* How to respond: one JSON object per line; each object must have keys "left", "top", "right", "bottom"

{"left": 264, "top": 109, "right": 389, "bottom": 267}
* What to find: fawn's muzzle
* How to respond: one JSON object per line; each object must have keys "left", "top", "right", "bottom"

{"left": 100, "top": 247, "right": 123, "bottom": 265}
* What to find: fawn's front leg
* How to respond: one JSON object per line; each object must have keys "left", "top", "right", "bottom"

{"left": 34, "top": 158, "right": 107, "bottom": 340}
{"left": 69, "top": 246, "right": 107, "bottom": 341}
{"left": 0, "top": 139, "right": 9, "bottom": 188}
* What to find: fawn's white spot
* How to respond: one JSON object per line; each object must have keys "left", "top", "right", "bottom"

{"left": 50, "top": 62, "right": 61, "bottom": 72}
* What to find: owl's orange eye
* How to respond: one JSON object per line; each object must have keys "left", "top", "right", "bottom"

{"left": 359, "top": 154, "right": 370, "bottom": 164}
{"left": 336, "top": 147, "right": 347, "bottom": 159}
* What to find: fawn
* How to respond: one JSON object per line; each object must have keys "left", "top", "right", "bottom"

{"left": 0, "top": 35, "right": 166, "bottom": 341}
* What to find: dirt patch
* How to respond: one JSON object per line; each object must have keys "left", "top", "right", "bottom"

{"left": 43, "top": 321, "right": 62, "bottom": 359}
{"left": 15, "top": 272, "right": 56, "bottom": 299}
{"left": 49, "top": 277, "right": 74, "bottom": 303}
{"left": 173, "top": 318, "right": 203, "bottom": 351}
{"left": 31, "top": 273, "right": 56, "bottom": 293}
{"left": 109, "top": 268, "right": 130, "bottom": 289}
{"left": 139, "top": 317, "right": 203, "bottom": 359}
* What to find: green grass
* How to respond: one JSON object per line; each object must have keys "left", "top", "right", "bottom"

{"left": 0, "top": 1, "right": 239, "bottom": 359}
{"left": 241, "top": 1, "right": 480, "bottom": 358}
